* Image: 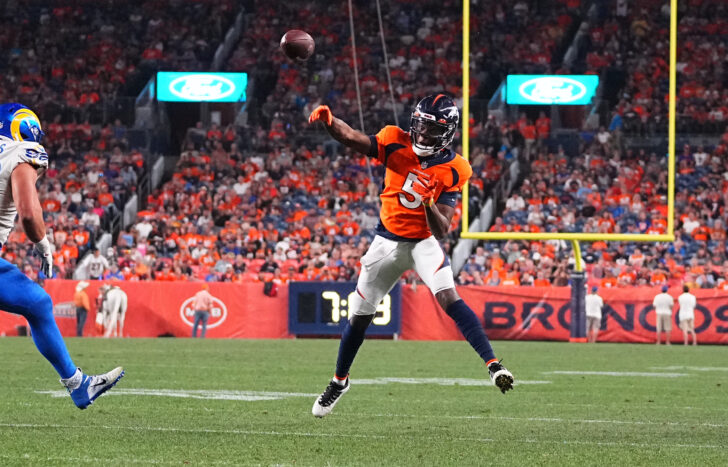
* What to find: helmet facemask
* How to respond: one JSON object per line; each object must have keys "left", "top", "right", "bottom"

{"left": 410, "top": 114, "right": 456, "bottom": 157}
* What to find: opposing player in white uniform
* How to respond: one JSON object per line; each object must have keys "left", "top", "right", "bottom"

{"left": 0, "top": 103, "right": 124, "bottom": 408}
{"left": 678, "top": 285, "right": 697, "bottom": 346}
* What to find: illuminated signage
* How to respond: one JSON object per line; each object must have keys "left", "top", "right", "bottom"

{"left": 288, "top": 282, "right": 401, "bottom": 336}
{"left": 506, "top": 75, "right": 599, "bottom": 105}
{"left": 156, "top": 72, "right": 247, "bottom": 102}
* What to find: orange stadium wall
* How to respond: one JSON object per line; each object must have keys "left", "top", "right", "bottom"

{"left": 0, "top": 282, "right": 727, "bottom": 344}
{"left": 0, "top": 280, "right": 290, "bottom": 339}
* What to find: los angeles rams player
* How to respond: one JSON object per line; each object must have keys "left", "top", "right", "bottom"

{"left": 0, "top": 103, "right": 123, "bottom": 408}
{"left": 309, "top": 95, "right": 514, "bottom": 417}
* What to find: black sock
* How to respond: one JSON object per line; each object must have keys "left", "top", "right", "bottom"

{"left": 335, "top": 314, "right": 373, "bottom": 379}
{"left": 445, "top": 299, "right": 496, "bottom": 364}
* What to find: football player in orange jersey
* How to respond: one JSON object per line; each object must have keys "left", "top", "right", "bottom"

{"left": 308, "top": 94, "right": 513, "bottom": 418}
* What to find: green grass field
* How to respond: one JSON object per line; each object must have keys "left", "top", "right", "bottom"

{"left": 0, "top": 337, "right": 726, "bottom": 466}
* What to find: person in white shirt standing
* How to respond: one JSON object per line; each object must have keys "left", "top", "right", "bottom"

{"left": 678, "top": 285, "right": 698, "bottom": 346}
{"left": 585, "top": 286, "right": 604, "bottom": 343}
{"left": 86, "top": 248, "right": 110, "bottom": 280}
{"left": 653, "top": 285, "right": 674, "bottom": 345}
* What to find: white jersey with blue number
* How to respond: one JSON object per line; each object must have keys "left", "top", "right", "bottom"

{"left": 0, "top": 139, "right": 48, "bottom": 244}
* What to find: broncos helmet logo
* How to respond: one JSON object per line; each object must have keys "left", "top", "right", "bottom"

{"left": 0, "top": 103, "right": 44, "bottom": 143}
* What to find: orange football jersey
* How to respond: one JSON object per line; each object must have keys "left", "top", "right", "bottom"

{"left": 367, "top": 125, "right": 472, "bottom": 239}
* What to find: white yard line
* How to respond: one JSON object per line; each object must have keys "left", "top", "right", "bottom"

{"left": 352, "top": 413, "right": 726, "bottom": 429}
{"left": 0, "top": 453, "right": 240, "bottom": 466}
{"left": 650, "top": 366, "right": 728, "bottom": 372}
{"left": 540, "top": 402, "right": 728, "bottom": 413}
{"left": 355, "top": 377, "right": 551, "bottom": 386}
{"left": 543, "top": 371, "right": 689, "bottom": 378}
{"left": 34, "top": 389, "right": 317, "bottom": 401}
{"left": 0, "top": 422, "right": 722, "bottom": 450}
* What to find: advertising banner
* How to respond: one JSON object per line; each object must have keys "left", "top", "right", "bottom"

{"left": 0, "top": 280, "right": 289, "bottom": 338}
{"left": 0, "top": 282, "right": 726, "bottom": 344}
{"left": 401, "top": 286, "right": 728, "bottom": 344}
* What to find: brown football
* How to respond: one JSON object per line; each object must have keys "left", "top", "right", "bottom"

{"left": 280, "top": 29, "right": 315, "bottom": 62}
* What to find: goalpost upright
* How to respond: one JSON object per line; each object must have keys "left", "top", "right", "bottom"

{"left": 460, "top": 0, "right": 678, "bottom": 341}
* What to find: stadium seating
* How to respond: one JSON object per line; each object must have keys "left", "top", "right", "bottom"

{"left": 4, "top": 0, "right": 726, "bottom": 290}
{"left": 3, "top": 119, "right": 145, "bottom": 278}
{"left": 579, "top": 0, "right": 728, "bottom": 136}
{"left": 0, "top": 0, "right": 235, "bottom": 125}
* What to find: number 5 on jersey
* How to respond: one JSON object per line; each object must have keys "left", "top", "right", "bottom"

{"left": 399, "top": 173, "right": 424, "bottom": 209}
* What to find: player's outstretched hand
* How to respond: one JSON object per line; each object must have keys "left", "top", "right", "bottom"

{"left": 412, "top": 177, "right": 441, "bottom": 207}
{"left": 309, "top": 105, "right": 333, "bottom": 126}
{"left": 34, "top": 237, "right": 54, "bottom": 277}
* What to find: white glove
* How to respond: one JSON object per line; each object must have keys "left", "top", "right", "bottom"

{"left": 34, "top": 237, "right": 54, "bottom": 278}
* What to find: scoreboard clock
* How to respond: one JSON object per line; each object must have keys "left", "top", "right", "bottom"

{"left": 288, "top": 282, "right": 401, "bottom": 336}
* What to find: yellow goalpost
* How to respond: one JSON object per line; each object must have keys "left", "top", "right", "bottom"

{"left": 460, "top": 0, "right": 677, "bottom": 245}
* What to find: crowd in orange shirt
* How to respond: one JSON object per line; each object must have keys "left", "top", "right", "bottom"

{"left": 0, "top": 0, "right": 235, "bottom": 126}
{"left": 582, "top": 0, "right": 728, "bottom": 136}
{"left": 2, "top": 120, "right": 146, "bottom": 279}
{"left": 459, "top": 132, "right": 728, "bottom": 289}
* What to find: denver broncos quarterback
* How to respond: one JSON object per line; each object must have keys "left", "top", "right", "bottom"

{"left": 0, "top": 103, "right": 123, "bottom": 408}
{"left": 308, "top": 94, "right": 514, "bottom": 417}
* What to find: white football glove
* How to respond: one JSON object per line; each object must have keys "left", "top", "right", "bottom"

{"left": 34, "top": 237, "right": 54, "bottom": 278}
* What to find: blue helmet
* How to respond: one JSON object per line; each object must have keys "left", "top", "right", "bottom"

{"left": 410, "top": 94, "right": 459, "bottom": 157}
{"left": 0, "top": 103, "right": 44, "bottom": 143}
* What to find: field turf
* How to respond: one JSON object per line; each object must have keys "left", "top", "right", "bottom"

{"left": 0, "top": 337, "right": 726, "bottom": 466}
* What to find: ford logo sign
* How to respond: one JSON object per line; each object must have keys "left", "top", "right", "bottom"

{"left": 518, "top": 77, "right": 588, "bottom": 104}
{"left": 169, "top": 74, "right": 237, "bottom": 101}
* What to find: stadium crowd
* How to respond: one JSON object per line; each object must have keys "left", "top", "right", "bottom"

{"left": 581, "top": 0, "right": 728, "bottom": 136}
{"left": 3, "top": 0, "right": 728, "bottom": 290}
{"left": 454, "top": 0, "right": 728, "bottom": 288}
{"left": 457, "top": 123, "right": 728, "bottom": 288}
{"left": 103, "top": 0, "right": 583, "bottom": 283}
{"left": 232, "top": 0, "right": 577, "bottom": 145}
{"left": 0, "top": 0, "right": 235, "bottom": 125}
{"left": 2, "top": 119, "right": 146, "bottom": 280}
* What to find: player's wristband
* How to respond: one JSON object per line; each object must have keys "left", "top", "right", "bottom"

{"left": 423, "top": 198, "right": 434, "bottom": 208}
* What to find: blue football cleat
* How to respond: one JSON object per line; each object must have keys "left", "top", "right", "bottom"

{"left": 65, "top": 367, "right": 125, "bottom": 409}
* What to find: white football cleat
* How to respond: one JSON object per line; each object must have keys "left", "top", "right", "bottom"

{"left": 312, "top": 378, "right": 350, "bottom": 417}
{"left": 488, "top": 360, "right": 514, "bottom": 394}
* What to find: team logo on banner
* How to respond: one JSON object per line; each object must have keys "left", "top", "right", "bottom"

{"left": 179, "top": 296, "right": 228, "bottom": 329}
{"left": 53, "top": 302, "right": 77, "bottom": 318}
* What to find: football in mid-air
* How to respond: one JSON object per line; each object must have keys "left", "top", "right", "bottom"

{"left": 280, "top": 29, "right": 315, "bottom": 62}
